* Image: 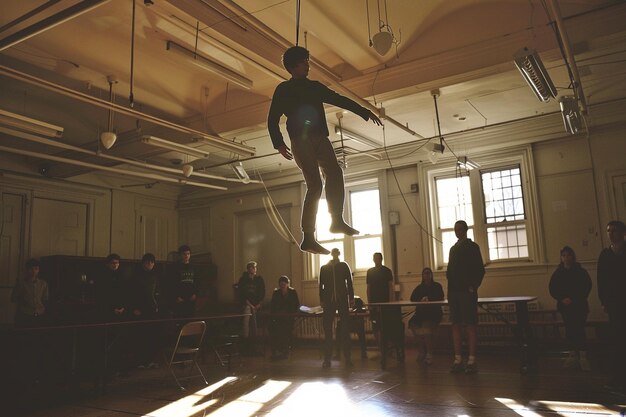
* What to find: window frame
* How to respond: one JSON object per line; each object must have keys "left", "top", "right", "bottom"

{"left": 420, "top": 145, "right": 543, "bottom": 270}
{"left": 309, "top": 175, "right": 387, "bottom": 278}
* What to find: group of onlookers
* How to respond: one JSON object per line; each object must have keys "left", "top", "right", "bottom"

{"left": 10, "top": 220, "right": 626, "bottom": 392}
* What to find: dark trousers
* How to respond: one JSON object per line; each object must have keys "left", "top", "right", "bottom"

{"left": 269, "top": 317, "right": 294, "bottom": 354}
{"left": 335, "top": 316, "right": 366, "bottom": 358}
{"left": 608, "top": 309, "right": 626, "bottom": 384}
{"left": 560, "top": 306, "right": 588, "bottom": 351}
{"left": 323, "top": 302, "right": 350, "bottom": 361}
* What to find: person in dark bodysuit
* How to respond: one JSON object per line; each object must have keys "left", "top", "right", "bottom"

{"left": 409, "top": 267, "right": 444, "bottom": 365}
{"left": 267, "top": 46, "right": 382, "bottom": 254}
{"left": 269, "top": 275, "right": 300, "bottom": 360}
{"left": 319, "top": 248, "right": 354, "bottom": 368}
{"left": 170, "top": 245, "right": 197, "bottom": 318}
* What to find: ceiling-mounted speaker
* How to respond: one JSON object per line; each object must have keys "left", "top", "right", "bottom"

{"left": 372, "top": 31, "right": 393, "bottom": 55}
{"left": 182, "top": 164, "right": 194, "bottom": 177}
{"left": 100, "top": 131, "right": 117, "bottom": 149}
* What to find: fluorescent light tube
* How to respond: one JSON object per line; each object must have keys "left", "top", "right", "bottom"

{"left": 559, "top": 96, "right": 582, "bottom": 134}
{"left": 333, "top": 125, "right": 381, "bottom": 148}
{"left": 457, "top": 156, "right": 480, "bottom": 170}
{"left": 0, "top": 109, "right": 63, "bottom": 138}
{"left": 192, "top": 136, "right": 255, "bottom": 157}
{"left": 514, "top": 47, "right": 557, "bottom": 102}
{"left": 166, "top": 41, "right": 253, "bottom": 90}
{"left": 231, "top": 162, "right": 251, "bottom": 184}
{"left": 142, "top": 135, "right": 209, "bottom": 159}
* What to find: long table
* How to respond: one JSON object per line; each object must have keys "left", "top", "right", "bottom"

{"left": 367, "top": 296, "right": 537, "bottom": 373}
{"left": 3, "top": 313, "right": 250, "bottom": 391}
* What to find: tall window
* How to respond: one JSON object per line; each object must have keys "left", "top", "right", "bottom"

{"left": 313, "top": 187, "right": 383, "bottom": 273}
{"left": 431, "top": 162, "right": 531, "bottom": 267}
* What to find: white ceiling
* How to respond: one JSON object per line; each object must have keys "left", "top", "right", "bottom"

{"left": 1, "top": 0, "right": 625, "bottom": 192}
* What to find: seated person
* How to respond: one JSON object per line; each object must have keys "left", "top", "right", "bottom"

{"left": 335, "top": 295, "right": 368, "bottom": 359}
{"left": 269, "top": 275, "right": 300, "bottom": 360}
{"left": 408, "top": 267, "right": 444, "bottom": 365}
{"left": 12, "top": 258, "right": 48, "bottom": 327}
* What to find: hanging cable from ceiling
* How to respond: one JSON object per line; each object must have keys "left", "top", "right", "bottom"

{"left": 295, "top": 0, "right": 301, "bottom": 46}
{"left": 129, "top": 0, "right": 136, "bottom": 108}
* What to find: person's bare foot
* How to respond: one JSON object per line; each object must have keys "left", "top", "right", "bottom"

{"left": 300, "top": 238, "right": 330, "bottom": 254}
{"left": 329, "top": 221, "right": 359, "bottom": 236}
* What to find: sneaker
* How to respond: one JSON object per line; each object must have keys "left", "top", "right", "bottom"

{"left": 450, "top": 362, "right": 464, "bottom": 373}
{"left": 322, "top": 360, "right": 331, "bottom": 369}
{"left": 464, "top": 363, "right": 477, "bottom": 374}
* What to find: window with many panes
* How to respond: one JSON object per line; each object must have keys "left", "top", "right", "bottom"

{"left": 312, "top": 187, "right": 383, "bottom": 274}
{"left": 428, "top": 155, "right": 535, "bottom": 268}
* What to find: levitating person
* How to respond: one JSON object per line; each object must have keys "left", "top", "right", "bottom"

{"left": 319, "top": 248, "right": 354, "bottom": 368}
{"left": 267, "top": 46, "right": 382, "bottom": 254}
{"left": 549, "top": 246, "right": 592, "bottom": 371}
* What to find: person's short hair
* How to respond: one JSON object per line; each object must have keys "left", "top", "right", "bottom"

{"left": 278, "top": 275, "right": 290, "bottom": 285}
{"left": 25, "top": 258, "right": 40, "bottom": 269}
{"left": 454, "top": 220, "right": 469, "bottom": 232}
{"left": 282, "top": 46, "right": 309, "bottom": 71}
{"left": 607, "top": 220, "right": 626, "bottom": 233}
{"left": 142, "top": 253, "right": 156, "bottom": 263}
{"left": 178, "top": 245, "right": 191, "bottom": 254}
{"left": 373, "top": 252, "right": 383, "bottom": 259}
{"left": 246, "top": 261, "right": 257, "bottom": 269}
{"left": 105, "top": 253, "right": 121, "bottom": 263}
{"left": 422, "top": 267, "right": 433, "bottom": 275}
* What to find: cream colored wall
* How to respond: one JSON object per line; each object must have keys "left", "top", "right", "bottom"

{"left": 179, "top": 181, "right": 305, "bottom": 305}
{"left": 0, "top": 171, "right": 180, "bottom": 324}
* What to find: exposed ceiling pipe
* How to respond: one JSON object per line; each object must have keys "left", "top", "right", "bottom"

{"left": 0, "top": 143, "right": 227, "bottom": 190}
{"left": 546, "top": 0, "right": 589, "bottom": 115}
{"left": 0, "top": 125, "right": 255, "bottom": 184}
{"left": 0, "top": 0, "right": 111, "bottom": 51}
{"left": 0, "top": 0, "right": 62, "bottom": 34}
{"left": 212, "top": 0, "right": 423, "bottom": 139}
{"left": 0, "top": 64, "right": 256, "bottom": 156}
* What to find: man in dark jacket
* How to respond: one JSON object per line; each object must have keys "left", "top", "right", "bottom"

{"left": 597, "top": 220, "right": 626, "bottom": 391}
{"left": 446, "top": 220, "right": 485, "bottom": 374}
{"left": 237, "top": 261, "right": 265, "bottom": 340}
{"left": 267, "top": 46, "right": 381, "bottom": 254}
{"left": 169, "top": 245, "right": 198, "bottom": 317}
{"left": 319, "top": 248, "right": 354, "bottom": 368}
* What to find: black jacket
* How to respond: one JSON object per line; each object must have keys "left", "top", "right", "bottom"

{"left": 446, "top": 238, "right": 485, "bottom": 292}
{"left": 549, "top": 263, "right": 592, "bottom": 312}
{"left": 319, "top": 260, "right": 354, "bottom": 306}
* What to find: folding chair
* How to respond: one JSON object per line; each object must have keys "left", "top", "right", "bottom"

{"left": 165, "top": 321, "right": 208, "bottom": 390}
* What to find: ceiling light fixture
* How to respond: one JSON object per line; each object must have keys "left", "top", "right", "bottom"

{"left": 559, "top": 96, "right": 582, "bottom": 134}
{"left": 457, "top": 156, "right": 480, "bottom": 170}
{"left": 514, "top": 47, "right": 557, "bottom": 102}
{"left": 100, "top": 75, "right": 118, "bottom": 149}
{"left": 231, "top": 162, "right": 251, "bottom": 184}
{"left": 142, "top": 135, "right": 209, "bottom": 159}
{"left": 0, "top": 109, "right": 63, "bottom": 138}
{"left": 166, "top": 41, "right": 253, "bottom": 90}
{"left": 333, "top": 125, "right": 381, "bottom": 148}
{"left": 191, "top": 136, "right": 255, "bottom": 157}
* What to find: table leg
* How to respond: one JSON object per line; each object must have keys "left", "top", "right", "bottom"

{"left": 515, "top": 301, "right": 536, "bottom": 374}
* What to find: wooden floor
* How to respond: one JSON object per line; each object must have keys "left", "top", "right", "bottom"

{"left": 9, "top": 346, "right": 626, "bottom": 417}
